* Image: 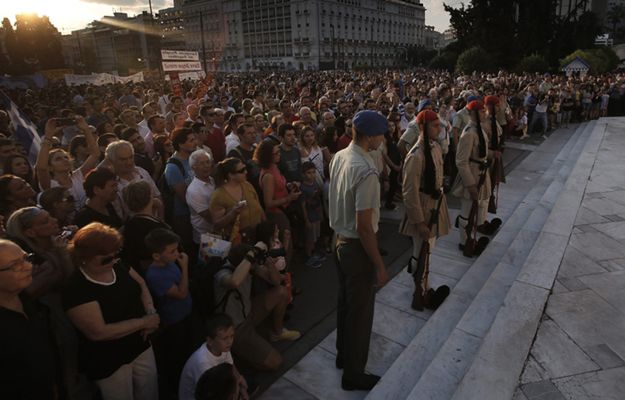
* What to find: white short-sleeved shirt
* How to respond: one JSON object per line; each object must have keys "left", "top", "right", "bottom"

{"left": 328, "top": 142, "right": 380, "bottom": 239}
{"left": 225, "top": 133, "right": 240, "bottom": 155}
{"left": 113, "top": 166, "right": 160, "bottom": 219}
{"left": 186, "top": 177, "right": 216, "bottom": 243}
{"left": 178, "top": 344, "right": 233, "bottom": 400}
{"left": 51, "top": 168, "right": 86, "bottom": 210}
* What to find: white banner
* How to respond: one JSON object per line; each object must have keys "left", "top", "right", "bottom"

{"left": 161, "top": 49, "right": 200, "bottom": 61}
{"left": 64, "top": 72, "right": 145, "bottom": 86}
{"left": 162, "top": 61, "right": 203, "bottom": 72}
{"left": 164, "top": 71, "right": 206, "bottom": 81}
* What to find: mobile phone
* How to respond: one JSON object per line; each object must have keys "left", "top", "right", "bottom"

{"left": 55, "top": 117, "right": 76, "bottom": 126}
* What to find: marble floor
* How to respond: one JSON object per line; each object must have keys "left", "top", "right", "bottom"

{"left": 516, "top": 119, "right": 625, "bottom": 400}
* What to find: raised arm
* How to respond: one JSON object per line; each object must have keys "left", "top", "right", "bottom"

{"left": 76, "top": 116, "right": 101, "bottom": 175}
{"left": 35, "top": 119, "right": 62, "bottom": 190}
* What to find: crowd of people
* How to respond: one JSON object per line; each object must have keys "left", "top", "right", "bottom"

{"left": 2, "top": 68, "right": 625, "bottom": 400}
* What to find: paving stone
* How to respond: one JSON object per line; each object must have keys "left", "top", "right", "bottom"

{"left": 553, "top": 366, "right": 625, "bottom": 400}
{"left": 603, "top": 214, "right": 625, "bottom": 222}
{"left": 551, "top": 280, "right": 569, "bottom": 294}
{"left": 513, "top": 387, "right": 530, "bottom": 400}
{"left": 590, "top": 220, "right": 625, "bottom": 241}
{"left": 569, "top": 231, "right": 625, "bottom": 262}
{"left": 585, "top": 344, "right": 625, "bottom": 370}
{"left": 521, "top": 355, "right": 549, "bottom": 384}
{"left": 372, "top": 301, "right": 425, "bottom": 346}
{"left": 557, "top": 246, "right": 608, "bottom": 278}
{"left": 574, "top": 207, "right": 609, "bottom": 225}
{"left": 530, "top": 320, "right": 599, "bottom": 379}
{"left": 598, "top": 259, "right": 625, "bottom": 272}
{"left": 521, "top": 380, "right": 563, "bottom": 399}
{"left": 557, "top": 276, "right": 588, "bottom": 291}
{"left": 578, "top": 271, "right": 625, "bottom": 317}
{"left": 582, "top": 197, "right": 625, "bottom": 218}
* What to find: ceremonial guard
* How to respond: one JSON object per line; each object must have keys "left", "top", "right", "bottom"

{"left": 483, "top": 95, "right": 506, "bottom": 215}
{"left": 452, "top": 100, "right": 502, "bottom": 257}
{"left": 329, "top": 110, "right": 389, "bottom": 391}
{"left": 400, "top": 110, "right": 451, "bottom": 311}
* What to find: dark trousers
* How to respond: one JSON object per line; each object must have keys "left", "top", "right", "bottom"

{"left": 153, "top": 315, "right": 193, "bottom": 399}
{"left": 385, "top": 169, "right": 399, "bottom": 206}
{"left": 335, "top": 236, "right": 376, "bottom": 379}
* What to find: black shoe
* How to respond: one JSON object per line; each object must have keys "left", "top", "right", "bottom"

{"left": 341, "top": 373, "right": 381, "bottom": 391}
{"left": 454, "top": 215, "right": 461, "bottom": 228}
{"left": 380, "top": 248, "right": 388, "bottom": 256}
{"left": 336, "top": 356, "right": 344, "bottom": 369}
{"left": 477, "top": 219, "right": 502, "bottom": 235}
{"left": 425, "top": 286, "right": 450, "bottom": 310}
{"left": 384, "top": 203, "right": 398, "bottom": 211}
{"left": 474, "top": 237, "right": 489, "bottom": 256}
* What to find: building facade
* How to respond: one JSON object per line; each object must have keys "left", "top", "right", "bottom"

{"left": 62, "top": 12, "right": 161, "bottom": 74}
{"left": 171, "top": 0, "right": 425, "bottom": 71}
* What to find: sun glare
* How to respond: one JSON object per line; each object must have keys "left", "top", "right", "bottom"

{"left": 2, "top": 0, "right": 111, "bottom": 34}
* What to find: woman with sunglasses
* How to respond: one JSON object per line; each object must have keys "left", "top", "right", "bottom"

{"left": 0, "top": 239, "right": 62, "bottom": 399}
{"left": 63, "top": 223, "right": 160, "bottom": 400}
{"left": 210, "top": 157, "right": 265, "bottom": 243}
{"left": 39, "top": 187, "right": 77, "bottom": 227}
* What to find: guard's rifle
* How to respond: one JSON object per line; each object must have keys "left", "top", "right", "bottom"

{"left": 463, "top": 160, "right": 490, "bottom": 258}
{"left": 411, "top": 189, "right": 444, "bottom": 311}
{"left": 488, "top": 128, "right": 506, "bottom": 214}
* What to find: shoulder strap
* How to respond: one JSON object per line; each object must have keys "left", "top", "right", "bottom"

{"left": 166, "top": 157, "right": 186, "bottom": 178}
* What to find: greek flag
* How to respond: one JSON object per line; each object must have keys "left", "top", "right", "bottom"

{"left": 0, "top": 89, "right": 41, "bottom": 165}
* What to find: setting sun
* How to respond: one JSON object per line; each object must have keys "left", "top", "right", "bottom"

{"left": 1, "top": 0, "right": 148, "bottom": 34}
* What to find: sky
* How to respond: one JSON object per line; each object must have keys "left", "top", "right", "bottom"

{"left": 2, "top": 0, "right": 456, "bottom": 35}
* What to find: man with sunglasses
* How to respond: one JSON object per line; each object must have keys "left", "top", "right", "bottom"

{"left": 0, "top": 239, "right": 60, "bottom": 399}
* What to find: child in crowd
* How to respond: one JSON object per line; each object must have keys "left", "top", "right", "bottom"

{"left": 300, "top": 162, "right": 325, "bottom": 268}
{"left": 178, "top": 314, "right": 249, "bottom": 400}
{"left": 145, "top": 228, "right": 194, "bottom": 397}
{"left": 515, "top": 107, "right": 529, "bottom": 139}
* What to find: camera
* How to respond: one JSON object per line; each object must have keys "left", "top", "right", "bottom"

{"left": 55, "top": 117, "right": 76, "bottom": 126}
{"left": 251, "top": 246, "right": 286, "bottom": 265}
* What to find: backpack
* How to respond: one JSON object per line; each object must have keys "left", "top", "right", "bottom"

{"left": 157, "top": 157, "right": 185, "bottom": 226}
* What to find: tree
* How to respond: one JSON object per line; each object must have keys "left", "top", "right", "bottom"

{"left": 560, "top": 48, "right": 619, "bottom": 73}
{"left": 455, "top": 46, "right": 494, "bottom": 73}
{"left": 1, "top": 13, "right": 65, "bottom": 73}
{"left": 444, "top": 0, "right": 602, "bottom": 69}
{"left": 515, "top": 54, "right": 550, "bottom": 73}
{"left": 428, "top": 51, "right": 458, "bottom": 71}
{"left": 605, "top": 4, "right": 625, "bottom": 41}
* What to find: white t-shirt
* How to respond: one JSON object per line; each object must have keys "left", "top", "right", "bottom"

{"left": 51, "top": 168, "right": 86, "bottom": 210}
{"left": 225, "top": 133, "right": 240, "bottom": 155}
{"left": 186, "top": 177, "right": 216, "bottom": 244}
{"left": 178, "top": 344, "right": 233, "bottom": 400}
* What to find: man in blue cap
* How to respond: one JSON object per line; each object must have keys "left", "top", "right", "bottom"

{"left": 329, "top": 110, "right": 389, "bottom": 391}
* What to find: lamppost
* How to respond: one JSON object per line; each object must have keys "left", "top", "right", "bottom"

{"left": 330, "top": 23, "right": 336, "bottom": 70}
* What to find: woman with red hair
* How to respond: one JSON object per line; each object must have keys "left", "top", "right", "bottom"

{"left": 62, "top": 223, "right": 160, "bottom": 400}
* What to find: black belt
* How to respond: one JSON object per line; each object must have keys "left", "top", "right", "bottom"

{"left": 420, "top": 189, "right": 442, "bottom": 199}
{"left": 470, "top": 158, "right": 491, "bottom": 170}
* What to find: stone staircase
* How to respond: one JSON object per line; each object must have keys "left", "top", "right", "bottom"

{"left": 366, "top": 121, "right": 603, "bottom": 400}
{"left": 259, "top": 121, "right": 609, "bottom": 400}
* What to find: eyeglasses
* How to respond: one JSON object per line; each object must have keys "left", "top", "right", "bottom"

{"left": 235, "top": 167, "right": 247, "bottom": 174}
{"left": 99, "top": 253, "right": 121, "bottom": 266}
{"left": 0, "top": 253, "right": 34, "bottom": 273}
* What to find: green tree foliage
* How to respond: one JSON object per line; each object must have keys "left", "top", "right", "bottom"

{"left": 560, "top": 48, "right": 620, "bottom": 73}
{"left": 428, "top": 51, "right": 458, "bottom": 71}
{"left": 515, "top": 54, "right": 550, "bottom": 73}
{"left": 455, "top": 46, "right": 495, "bottom": 73}
{"left": 1, "top": 14, "right": 65, "bottom": 74}
{"left": 444, "top": 0, "right": 603, "bottom": 70}
{"left": 605, "top": 4, "right": 625, "bottom": 41}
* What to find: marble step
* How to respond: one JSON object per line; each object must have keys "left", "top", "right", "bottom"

{"left": 403, "top": 121, "right": 595, "bottom": 400}
{"left": 451, "top": 119, "right": 607, "bottom": 400}
{"left": 365, "top": 124, "right": 589, "bottom": 400}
